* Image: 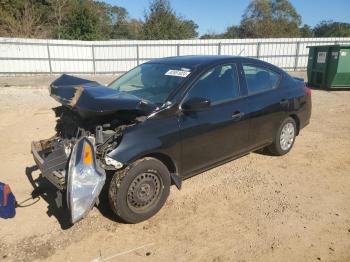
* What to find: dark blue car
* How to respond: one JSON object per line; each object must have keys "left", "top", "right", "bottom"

{"left": 31, "top": 55, "right": 312, "bottom": 224}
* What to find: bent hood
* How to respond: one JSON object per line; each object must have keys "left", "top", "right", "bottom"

{"left": 50, "top": 74, "right": 156, "bottom": 118}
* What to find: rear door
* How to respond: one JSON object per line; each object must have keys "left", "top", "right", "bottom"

{"left": 241, "top": 64, "right": 288, "bottom": 147}
{"left": 179, "top": 63, "right": 251, "bottom": 176}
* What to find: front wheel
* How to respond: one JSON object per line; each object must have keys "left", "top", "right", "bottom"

{"left": 267, "top": 117, "right": 297, "bottom": 156}
{"left": 108, "top": 157, "right": 171, "bottom": 223}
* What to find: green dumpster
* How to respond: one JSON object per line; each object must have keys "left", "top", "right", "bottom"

{"left": 307, "top": 45, "right": 350, "bottom": 89}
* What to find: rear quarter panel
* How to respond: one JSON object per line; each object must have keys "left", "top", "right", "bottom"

{"left": 284, "top": 74, "right": 312, "bottom": 130}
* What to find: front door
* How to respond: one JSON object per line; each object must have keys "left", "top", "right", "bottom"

{"left": 179, "top": 64, "right": 250, "bottom": 176}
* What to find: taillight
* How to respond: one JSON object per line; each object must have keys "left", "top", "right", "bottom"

{"left": 304, "top": 86, "right": 311, "bottom": 96}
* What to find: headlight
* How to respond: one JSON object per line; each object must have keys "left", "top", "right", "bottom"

{"left": 67, "top": 137, "right": 106, "bottom": 224}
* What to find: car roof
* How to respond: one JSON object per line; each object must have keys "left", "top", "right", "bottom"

{"left": 146, "top": 55, "right": 239, "bottom": 68}
{"left": 146, "top": 55, "right": 281, "bottom": 72}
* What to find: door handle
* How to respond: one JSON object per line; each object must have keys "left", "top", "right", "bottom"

{"left": 280, "top": 99, "right": 289, "bottom": 106}
{"left": 232, "top": 111, "right": 244, "bottom": 120}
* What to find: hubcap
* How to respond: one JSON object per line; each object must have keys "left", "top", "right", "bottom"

{"left": 127, "top": 172, "right": 162, "bottom": 213}
{"left": 280, "top": 122, "right": 295, "bottom": 151}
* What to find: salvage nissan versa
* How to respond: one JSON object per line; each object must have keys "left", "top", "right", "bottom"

{"left": 31, "top": 56, "right": 312, "bottom": 224}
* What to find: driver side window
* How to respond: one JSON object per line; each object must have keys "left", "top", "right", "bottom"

{"left": 187, "top": 64, "right": 239, "bottom": 104}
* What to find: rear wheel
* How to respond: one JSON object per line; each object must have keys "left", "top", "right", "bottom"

{"left": 108, "top": 157, "right": 170, "bottom": 223}
{"left": 267, "top": 117, "right": 297, "bottom": 156}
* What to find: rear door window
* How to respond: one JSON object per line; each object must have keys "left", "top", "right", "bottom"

{"left": 243, "top": 65, "right": 280, "bottom": 94}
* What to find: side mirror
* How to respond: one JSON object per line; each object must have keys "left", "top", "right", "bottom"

{"left": 182, "top": 97, "right": 211, "bottom": 112}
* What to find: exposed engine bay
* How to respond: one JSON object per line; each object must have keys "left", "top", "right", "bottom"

{"left": 32, "top": 105, "right": 146, "bottom": 189}
{"left": 54, "top": 105, "right": 143, "bottom": 165}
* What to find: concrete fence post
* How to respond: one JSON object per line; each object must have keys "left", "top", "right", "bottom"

{"left": 218, "top": 42, "right": 222, "bottom": 55}
{"left": 177, "top": 43, "right": 180, "bottom": 56}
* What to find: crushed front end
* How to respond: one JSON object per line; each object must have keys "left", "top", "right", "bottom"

{"left": 31, "top": 106, "right": 127, "bottom": 223}
{"left": 31, "top": 75, "right": 152, "bottom": 224}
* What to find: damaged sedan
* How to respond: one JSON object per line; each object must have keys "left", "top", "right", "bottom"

{"left": 31, "top": 56, "right": 312, "bottom": 224}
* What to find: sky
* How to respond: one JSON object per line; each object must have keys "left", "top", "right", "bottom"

{"left": 102, "top": 0, "right": 350, "bottom": 35}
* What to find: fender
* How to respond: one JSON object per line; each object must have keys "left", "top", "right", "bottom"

{"left": 107, "top": 116, "right": 182, "bottom": 188}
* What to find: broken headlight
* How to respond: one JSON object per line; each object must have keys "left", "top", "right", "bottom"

{"left": 67, "top": 137, "right": 106, "bottom": 224}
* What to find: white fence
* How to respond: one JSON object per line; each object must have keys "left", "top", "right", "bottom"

{"left": 0, "top": 37, "right": 350, "bottom": 74}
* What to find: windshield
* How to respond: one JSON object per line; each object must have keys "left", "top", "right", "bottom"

{"left": 108, "top": 63, "right": 192, "bottom": 105}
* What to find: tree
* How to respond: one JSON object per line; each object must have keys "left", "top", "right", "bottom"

{"left": 49, "top": 0, "right": 72, "bottom": 39}
{"left": 239, "top": 0, "right": 301, "bottom": 38}
{"left": 200, "top": 26, "right": 240, "bottom": 39}
{"left": 0, "top": 0, "right": 51, "bottom": 38}
{"left": 60, "top": 1, "right": 100, "bottom": 40}
{"left": 300, "top": 24, "right": 313, "bottom": 37}
{"left": 200, "top": 31, "right": 223, "bottom": 39}
{"left": 110, "top": 5, "right": 144, "bottom": 40}
{"left": 143, "top": 0, "right": 198, "bottom": 39}
{"left": 223, "top": 26, "right": 240, "bottom": 38}
{"left": 60, "top": 0, "right": 129, "bottom": 40}
{"left": 112, "top": 18, "right": 144, "bottom": 39}
{"left": 313, "top": 20, "right": 350, "bottom": 37}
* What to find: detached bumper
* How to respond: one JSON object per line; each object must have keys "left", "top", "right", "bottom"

{"left": 31, "top": 140, "right": 68, "bottom": 191}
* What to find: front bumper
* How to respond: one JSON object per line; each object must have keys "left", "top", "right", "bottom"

{"left": 31, "top": 139, "right": 67, "bottom": 191}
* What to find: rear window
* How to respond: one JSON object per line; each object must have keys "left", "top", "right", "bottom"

{"left": 243, "top": 65, "right": 280, "bottom": 94}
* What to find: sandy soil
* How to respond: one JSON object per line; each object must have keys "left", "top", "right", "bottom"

{"left": 0, "top": 74, "right": 350, "bottom": 262}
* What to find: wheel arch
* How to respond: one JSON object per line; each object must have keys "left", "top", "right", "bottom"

{"left": 142, "top": 152, "right": 182, "bottom": 190}
{"left": 289, "top": 114, "right": 300, "bottom": 135}
{"left": 143, "top": 152, "right": 178, "bottom": 174}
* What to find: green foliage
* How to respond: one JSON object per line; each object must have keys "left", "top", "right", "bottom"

{"left": 0, "top": 0, "right": 51, "bottom": 37}
{"left": 200, "top": 26, "right": 239, "bottom": 39}
{"left": 240, "top": 0, "right": 301, "bottom": 38}
{"left": 60, "top": 1, "right": 100, "bottom": 40}
{"left": 143, "top": 0, "right": 198, "bottom": 39}
{"left": 112, "top": 19, "right": 144, "bottom": 40}
{"left": 300, "top": 24, "right": 314, "bottom": 37}
{"left": 59, "top": 1, "right": 136, "bottom": 40}
{"left": 313, "top": 20, "right": 350, "bottom": 37}
{"left": 223, "top": 26, "right": 240, "bottom": 38}
{"left": 0, "top": 0, "right": 349, "bottom": 40}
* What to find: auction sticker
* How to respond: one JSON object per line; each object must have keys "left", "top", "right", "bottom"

{"left": 165, "top": 70, "right": 191, "bottom": 77}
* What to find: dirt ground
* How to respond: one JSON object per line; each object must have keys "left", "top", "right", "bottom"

{"left": 0, "top": 73, "right": 350, "bottom": 262}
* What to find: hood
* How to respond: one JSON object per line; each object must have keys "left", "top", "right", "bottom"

{"left": 50, "top": 74, "right": 156, "bottom": 118}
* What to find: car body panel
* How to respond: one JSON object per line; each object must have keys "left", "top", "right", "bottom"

{"left": 178, "top": 97, "right": 251, "bottom": 176}
{"left": 107, "top": 112, "right": 182, "bottom": 173}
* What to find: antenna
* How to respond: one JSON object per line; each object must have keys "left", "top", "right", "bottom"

{"left": 238, "top": 49, "right": 245, "bottom": 56}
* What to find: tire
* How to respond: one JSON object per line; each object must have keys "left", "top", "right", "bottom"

{"left": 108, "top": 157, "right": 171, "bottom": 223}
{"left": 267, "top": 117, "right": 297, "bottom": 156}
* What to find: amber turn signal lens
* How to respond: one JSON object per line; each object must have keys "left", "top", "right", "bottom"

{"left": 83, "top": 143, "right": 93, "bottom": 165}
